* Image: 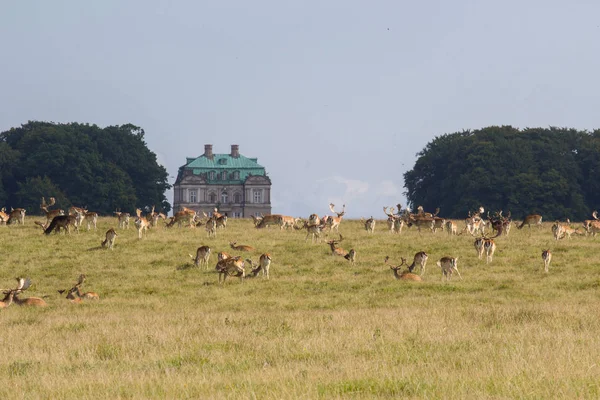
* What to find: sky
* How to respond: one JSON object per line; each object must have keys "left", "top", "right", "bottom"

{"left": 2, "top": 1, "right": 600, "bottom": 218}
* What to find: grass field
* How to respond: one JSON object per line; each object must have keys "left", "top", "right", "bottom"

{"left": 1, "top": 217, "right": 599, "bottom": 399}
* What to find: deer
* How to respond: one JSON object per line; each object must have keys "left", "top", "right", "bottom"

{"left": 246, "top": 253, "right": 272, "bottom": 279}
{"left": 10, "top": 278, "right": 48, "bottom": 307}
{"left": 114, "top": 210, "right": 130, "bottom": 229}
{"left": 308, "top": 213, "right": 321, "bottom": 226}
{"left": 298, "top": 221, "right": 323, "bottom": 243}
{"left": 518, "top": 214, "right": 543, "bottom": 229}
{"left": 7, "top": 208, "right": 26, "bottom": 225}
{"left": 230, "top": 242, "right": 255, "bottom": 252}
{"left": 383, "top": 207, "right": 404, "bottom": 234}
{"left": 44, "top": 215, "right": 78, "bottom": 235}
{"left": 384, "top": 256, "right": 422, "bottom": 281}
{"left": 437, "top": 257, "right": 462, "bottom": 281}
{"left": 216, "top": 256, "right": 245, "bottom": 284}
{"left": 167, "top": 210, "right": 196, "bottom": 228}
{"left": 327, "top": 203, "right": 346, "bottom": 232}
{"left": 189, "top": 246, "right": 211, "bottom": 269}
{"left": 205, "top": 216, "right": 217, "bottom": 237}
{"left": 445, "top": 220, "right": 458, "bottom": 235}
{"left": 255, "top": 214, "right": 283, "bottom": 229}
{"left": 216, "top": 215, "right": 228, "bottom": 229}
{"left": 552, "top": 221, "right": 582, "bottom": 240}
{"left": 583, "top": 211, "right": 600, "bottom": 236}
{"left": 101, "top": 228, "right": 117, "bottom": 250}
{"left": 40, "top": 197, "right": 64, "bottom": 225}
{"left": 364, "top": 217, "right": 376, "bottom": 233}
{"left": 84, "top": 211, "right": 98, "bottom": 230}
{"left": 326, "top": 234, "right": 348, "bottom": 257}
{"left": 251, "top": 215, "right": 263, "bottom": 227}
{"left": 542, "top": 249, "right": 552, "bottom": 273}
{"left": 0, "top": 207, "right": 9, "bottom": 225}
{"left": 135, "top": 208, "right": 150, "bottom": 239}
{"left": 403, "top": 251, "right": 429, "bottom": 275}
{"left": 59, "top": 274, "right": 99, "bottom": 302}
{"left": 344, "top": 249, "right": 357, "bottom": 264}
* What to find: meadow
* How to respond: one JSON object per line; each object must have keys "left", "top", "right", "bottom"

{"left": 0, "top": 217, "right": 599, "bottom": 399}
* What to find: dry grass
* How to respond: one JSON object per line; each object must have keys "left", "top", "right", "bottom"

{"left": 1, "top": 218, "right": 599, "bottom": 399}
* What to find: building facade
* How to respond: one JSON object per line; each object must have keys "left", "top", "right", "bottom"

{"left": 173, "top": 144, "right": 272, "bottom": 217}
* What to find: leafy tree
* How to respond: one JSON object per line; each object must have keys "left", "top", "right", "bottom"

{"left": 0, "top": 121, "right": 171, "bottom": 215}
{"left": 404, "top": 126, "right": 597, "bottom": 220}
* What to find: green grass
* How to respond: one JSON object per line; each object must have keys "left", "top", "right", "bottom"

{"left": 1, "top": 218, "right": 599, "bottom": 399}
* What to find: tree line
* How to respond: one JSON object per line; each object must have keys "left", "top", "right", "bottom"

{"left": 0, "top": 121, "right": 171, "bottom": 215}
{"left": 403, "top": 126, "right": 600, "bottom": 221}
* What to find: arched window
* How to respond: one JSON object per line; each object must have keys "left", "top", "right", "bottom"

{"left": 221, "top": 191, "right": 228, "bottom": 204}
{"left": 208, "top": 192, "right": 216, "bottom": 203}
{"left": 233, "top": 192, "right": 242, "bottom": 204}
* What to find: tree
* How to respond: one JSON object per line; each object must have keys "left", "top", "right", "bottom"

{"left": 0, "top": 121, "right": 171, "bottom": 215}
{"left": 404, "top": 126, "right": 596, "bottom": 220}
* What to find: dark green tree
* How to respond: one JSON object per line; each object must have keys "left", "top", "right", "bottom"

{"left": 404, "top": 126, "right": 597, "bottom": 220}
{"left": 0, "top": 121, "right": 171, "bottom": 215}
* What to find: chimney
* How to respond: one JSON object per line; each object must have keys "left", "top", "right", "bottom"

{"left": 204, "top": 144, "right": 213, "bottom": 160}
{"left": 230, "top": 144, "right": 240, "bottom": 158}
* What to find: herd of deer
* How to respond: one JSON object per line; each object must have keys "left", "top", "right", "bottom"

{"left": 3, "top": 196, "right": 600, "bottom": 293}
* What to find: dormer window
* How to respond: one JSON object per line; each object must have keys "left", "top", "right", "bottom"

{"left": 218, "top": 158, "right": 227, "bottom": 165}
{"left": 221, "top": 171, "right": 228, "bottom": 180}
{"left": 209, "top": 171, "right": 215, "bottom": 180}
{"left": 233, "top": 171, "right": 240, "bottom": 180}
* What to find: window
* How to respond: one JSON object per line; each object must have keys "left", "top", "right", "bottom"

{"left": 221, "top": 171, "right": 228, "bottom": 180}
{"left": 189, "top": 190, "right": 197, "bottom": 203}
{"left": 208, "top": 192, "right": 216, "bottom": 203}
{"left": 253, "top": 190, "right": 262, "bottom": 203}
{"left": 209, "top": 171, "right": 215, "bottom": 180}
{"left": 233, "top": 192, "right": 242, "bottom": 204}
{"left": 221, "top": 191, "right": 228, "bottom": 204}
{"left": 233, "top": 171, "right": 240, "bottom": 180}
{"left": 255, "top": 212, "right": 262, "bottom": 217}
{"left": 233, "top": 211, "right": 242, "bottom": 218}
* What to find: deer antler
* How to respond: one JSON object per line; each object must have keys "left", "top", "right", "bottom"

{"left": 329, "top": 203, "right": 336, "bottom": 213}
{"left": 593, "top": 211, "right": 598, "bottom": 220}
{"left": 16, "top": 277, "right": 31, "bottom": 292}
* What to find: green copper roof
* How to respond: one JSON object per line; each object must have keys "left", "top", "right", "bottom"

{"left": 185, "top": 154, "right": 264, "bottom": 169}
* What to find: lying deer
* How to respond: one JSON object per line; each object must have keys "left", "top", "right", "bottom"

{"left": 230, "top": 242, "right": 255, "bottom": 252}
{"left": 326, "top": 235, "right": 348, "bottom": 257}
{"left": 384, "top": 256, "right": 422, "bottom": 282}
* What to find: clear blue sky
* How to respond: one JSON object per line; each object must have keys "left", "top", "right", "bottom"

{"left": 2, "top": 1, "right": 599, "bottom": 217}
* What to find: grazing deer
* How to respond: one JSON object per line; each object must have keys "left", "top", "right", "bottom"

{"left": 542, "top": 249, "right": 552, "bottom": 273}
{"left": 114, "top": 211, "right": 130, "bottom": 229}
{"left": 445, "top": 220, "right": 458, "bottom": 235}
{"left": 364, "top": 217, "right": 376, "bottom": 233}
{"left": 408, "top": 215, "right": 435, "bottom": 233}
{"left": 326, "top": 235, "right": 348, "bottom": 257}
{"left": 189, "top": 246, "right": 211, "bottom": 269}
{"left": 344, "top": 249, "right": 357, "bottom": 264}
{"left": 44, "top": 215, "right": 77, "bottom": 235}
{"left": 11, "top": 278, "right": 47, "bottom": 307}
{"left": 384, "top": 256, "right": 422, "bottom": 281}
{"left": 518, "top": 214, "right": 543, "bottom": 229}
{"left": 7, "top": 208, "right": 26, "bottom": 225}
{"left": 404, "top": 251, "right": 429, "bottom": 275}
{"left": 135, "top": 208, "right": 149, "bottom": 239}
{"left": 216, "top": 257, "right": 245, "bottom": 284}
{"left": 251, "top": 215, "right": 263, "bottom": 227}
{"left": 255, "top": 214, "right": 282, "bottom": 229}
{"left": 167, "top": 210, "right": 196, "bottom": 228}
{"left": 437, "top": 257, "right": 462, "bottom": 281}
{"left": 101, "top": 228, "right": 117, "bottom": 250}
{"left": 41, "top": 197, "right": 64, "bottom": 225}
{"left": 230, "top": 242, "right": 255, "bottom": 252}
{"left": 328, "top": 203, "right": 346, "bottom": 232}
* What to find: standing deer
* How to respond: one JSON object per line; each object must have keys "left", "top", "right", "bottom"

{"left": 518, "top": 214, "right": 543, "bottom": 229}
{"left": 216, "top": 257, "right": 246, "bottom": 284}
{"left": 437, "top": 257, "right": 462, "bottom": 281}
{"left": 445, "top": 220, "right": 458, "bottom": 236}
{"left": 328, "top": 203, "right": 346, "bottom": 232}
{"left": 364, "top": 217, "right": 376, "bottom": 233}
{"left": 542, "top": 249, "right": 552, "bottom": 273}
{"left": 114, "top": 211, "right": 130, "bottom": 229}
{"left": 135, "top": 208, "right": 149, "bottom": 239}
{"left": 246, "top": 253, "right": 272, "bottom": 279}
{"left": 405, "top": 251, "right": 429, "bottom": 275}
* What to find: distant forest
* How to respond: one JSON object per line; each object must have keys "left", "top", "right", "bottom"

{"left": 0, "top": 121, "right": 171, "bottom": 214}
{"left": 404, "top": 126, "right": 600, "bottom": 221}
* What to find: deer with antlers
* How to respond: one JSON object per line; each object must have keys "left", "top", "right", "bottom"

{"left": 40, "top": 197, "right": 65, "bottom": 225}
{"left": 542, "top": 249, "right": 552, "bottom": 273}
{"left": 326, "top": 234, "right": 348, "bottom": 257}
{"left": 583, "top": 211, "right": 600, "bottom": 236}
{"left": 437, "top": 257, "right": 462, "bottom": 281}
{"left": 7, "top": 278, "right": 47, "bottom": 307}
{"left": 383, "top": 207, "right": 404, "bottom": 234}
{"left": 327, "top": 204, "right": 346, "bottom": 232}
{"left": 101, "top": 228, "right": 117, "bottom": 250}
{"left": 384, "top": 256, "right": 422, "bottom": 281}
